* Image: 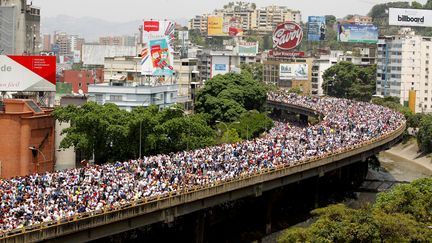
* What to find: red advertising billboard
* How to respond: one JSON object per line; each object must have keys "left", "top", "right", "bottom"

{"left": 272, "top": 22, "right": 304, "bottom": 50}
{"left": 0, "top": 55, "right": 56, "bottom": 91}
{"left": 144, "top": 21, "right": 160, "bottom": 32}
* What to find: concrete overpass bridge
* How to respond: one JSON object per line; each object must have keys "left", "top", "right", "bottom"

{"left": 0, "top": 99, "right": 406, "bottom": 243}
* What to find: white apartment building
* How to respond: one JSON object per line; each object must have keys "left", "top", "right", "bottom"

{"left": 197, "top": 49, "right": 256, "bottom": 81}
{"left": 377, "top": 30, "right": 432, "bottom": 113}
{"left": 188, "top": 15, "right": 208, "bottom": 34}
{"left": 188, "top": 3, "right": 301, "bottom": 34}
{"left": 255, "top": 5, "right": 301, "bottom": 33}
{"left": 311, "top": 51, "right": 344, "bottom": 96}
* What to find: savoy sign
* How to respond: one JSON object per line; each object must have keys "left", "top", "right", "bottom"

{"left": 272, "top": 22, "right": 303, "bottom": 50}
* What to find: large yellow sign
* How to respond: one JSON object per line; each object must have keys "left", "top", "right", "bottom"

{"left": 208, "top": 16, "right": 224, "bottom": 36}
{"left": 207, "top": 16, "right": 243, "bottom": 36}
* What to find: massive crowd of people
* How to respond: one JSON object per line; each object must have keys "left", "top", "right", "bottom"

{"left": 0, "top": 92, "right": 405, "bottom": 233}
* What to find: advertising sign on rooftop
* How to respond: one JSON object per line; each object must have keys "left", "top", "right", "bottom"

{"left": 389, "top": 8, "right": 432, "bottom": 27}
{"left": 337, "top": 24, "right": 378, "bottom": 43}
{"left": 237, "top": 41, "right": 258, "bottom": 56}
{"left": 207, "top": 16, "right": 243, "bottom": 37}
{"left": 141, "top": 20, "right": 175, "bottom": 76}
{"left": 280, "top": 63, "right": 308, "bottom": 80}
{"left": 308, "top": 16, "right": 326, "bottom": 41}
{"left": 0, "top": 55, "right": 56, "bottom": 91}
{"left": 273, "top": 22, "right": 304, "bottom": 50}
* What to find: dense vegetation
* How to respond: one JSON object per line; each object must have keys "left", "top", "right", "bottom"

{"left": 322, "top": 62, "right": 377, "bottom": 102}
{"left": 278, "top": 177, "right": 432, "bottom": 242}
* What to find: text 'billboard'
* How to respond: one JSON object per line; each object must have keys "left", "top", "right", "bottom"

{"left": 389, "top": 8, "right": 432, "bottom": 27}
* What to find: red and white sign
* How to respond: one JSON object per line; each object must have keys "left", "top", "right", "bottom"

{"left": 0, "top": 55, "right": 56, "bottom": 92}
{"left": 272, "top": 22, "right": 303, "bottom": 50}
{"left": 144, "top": 21, "right": 160, "bottom": 32}
{"left": 269, "top": 50, "right": 305, "bottom": 58}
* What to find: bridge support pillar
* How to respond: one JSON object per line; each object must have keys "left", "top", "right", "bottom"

{"left": 265, "top": 192, "right": 278, "bottom": 235}
{"left": 314, "top": 177, "right": 320, "bottom": 208}
{"left": 194, "top": 211, "right": 205, "bottom": 243}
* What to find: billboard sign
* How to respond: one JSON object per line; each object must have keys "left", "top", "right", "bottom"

{"left": 273, "top": 22, "right": 303, "bottom": 50}
{"left": 269, "top": 50, "right": 304, "bottom": 58}
{"left": 389, "top": 8, "right": 432, "bottom": 27}
{"left": 280, "top": 63, "right": 308, "bottom": 80}
{"left": 337, "top": 24, "right": 378, "bottom": 43}
{"left": 207, "top": 16, "right": 243, "bottom": 37}
{"left": 214, "top": 64, "right": 226, "bottom": 71}
{"left": 308, "top": 16, "right": 326, "bottom": 41}
{"left": 238, "top": 41, "right": 258, "bottom": 56}
{"left": 141, "top": 20, "right": 175, "bottom": 76}
{"left": 0, "top": 55, "right": 56, "bottom": 91}
{"left": 143, "top": 20, "right": 160, "bottom": 32}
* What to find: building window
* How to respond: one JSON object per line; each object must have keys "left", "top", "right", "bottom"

{"left": 95, "top": 95, "right": 103, "bottom": 103}
{"left": 412, "top": 82, "right": 414, "bottom": 85}
{"left": 425, "top": 90, "right": 428, "bottom": 94}
{"left": 412, "top": 75, "right": 415, "bottom": 78}
{"left": 425, "top": 97, "right": 428, "bottom": 101}
{"left": 78, "top": 83, "right": 82, "bottom": 88}
{"left": 110, "top": 95, "right": 123, "bottom": 101}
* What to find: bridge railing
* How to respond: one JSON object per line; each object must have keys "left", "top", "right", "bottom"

{"left": 0, "top": 101, "right": 406, "bottom": 242}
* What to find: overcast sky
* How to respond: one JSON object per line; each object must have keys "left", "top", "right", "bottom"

{"left": 32, "top": 0, "right": 425, "bottom": 22}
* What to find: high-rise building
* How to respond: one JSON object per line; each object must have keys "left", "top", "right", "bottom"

{"left": 0, "top": 0, "right": 41, "bottom": 55}
{"left": 255, "top": 5, "right": 301, "bottom": 33}
{"left": 54, "top": 32, "right": 70, "bottom": 56}
{"left": 188, "top": 3, "right": 301, "bottom": 34}
{"left": 42, "top": 34, "right": 51, "bottom": 51}
{"left": 311, "top": 51, "right": 343, "bottom": 96}
{"left": 376, "top": 29, "right": 432, "bottom": 113}
{"left": 188, "top": 15, "right": 209, "bottom": 34}
{"left": 69, "top": 35, "right": 85, "bottom": 52}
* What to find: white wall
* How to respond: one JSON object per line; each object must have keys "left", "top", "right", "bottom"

{"left": 211, "top": 56, "right": 230, "bottom": 77}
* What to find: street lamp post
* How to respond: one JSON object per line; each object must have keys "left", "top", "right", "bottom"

{"left": 216, "top": 120, "right": 240, "bottom": 139}
{"left": 29, "top": 146, "right": 48, "bottom": 173}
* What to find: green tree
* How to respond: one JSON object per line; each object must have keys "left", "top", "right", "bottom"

{"left": 279, "top": 178, "right": 432, "bottom": 242}
{"left": 374, "top": 177, "right": 432, "bottom": 224}
{"left": 230, "top": 111, "right": 274, "bottom": 140}
{"left": 195, "top": 72, "right": 267, "bottom": 123}
{"left": 287, "top": 87, "right": 303, "bottom": 95}
{"left": 417, "top": 114, "right": 432, "bottom": 153}
{"left": 189, "top": 29, "right": 205, "bottom": 46}
{"left": 412, "top": 1, "right": 424, "bottom": 9}
{"left": 55, "top": 103, "right": 217, "bottom": 163}
{"left": 54, "top": 102, "right": 131, "bottom": 164}
{"left": 322, "top": 62, "right": 376, "bottom": 101}
{"left": 240, "top": 63, "right": 263, "bottom": 81}
{"left": 220, "top": 128, "right": 242, "bottom": 144}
